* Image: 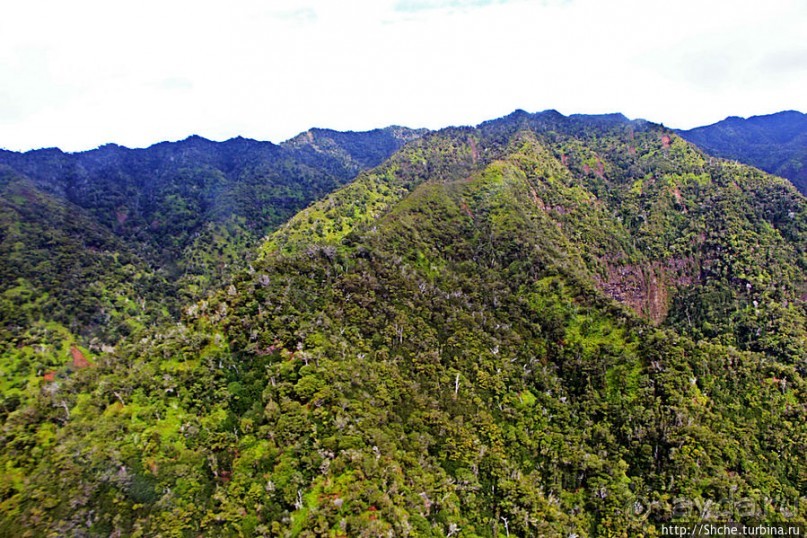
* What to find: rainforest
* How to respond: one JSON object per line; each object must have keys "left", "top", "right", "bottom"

{"left": 1, "top": 110, "right": 806, "bottom": 537}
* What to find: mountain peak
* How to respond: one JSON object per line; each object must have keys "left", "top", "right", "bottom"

{"left": 3, "top": 108, "right": 807, "bottom": 537}
{"left": 569, "top": 111, "right": 630, "bottom": 123}
{"left": 280, "top": 125, "right": 427, "bottom": 176}
{"left": 677, "top": 110, "right": 807, "bottom": 194}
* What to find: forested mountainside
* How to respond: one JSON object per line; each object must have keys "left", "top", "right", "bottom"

{"left": 0, "top": 127, "right": 422, "bottom": 443}
{"left": 0, "top": 126, "right": 425, "bottom": 290}
{"left": 1, "top": 110, "right": 805, "bottom": 537}
{"left": 282, "top": 126, "right": 428, "bottom": 178}
{"left": 677, "top": 110, "right": 807, "bottom": 195}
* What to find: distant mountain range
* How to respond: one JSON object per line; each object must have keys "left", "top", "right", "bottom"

{"left": 0, "top": 110, "right": 805, "bottom": 536}
{"left": 0, "top": 126, "right": 424, "bottom": 343}
{"left": 676, "top": 110, "right": 807, "bottom": 195}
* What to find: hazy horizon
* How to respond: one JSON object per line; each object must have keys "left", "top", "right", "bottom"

{"left": 3, "top": 108, "right": 805, "bottom": 155}
{"left": 2, "top": 0, "right": 806, "bottom": 152}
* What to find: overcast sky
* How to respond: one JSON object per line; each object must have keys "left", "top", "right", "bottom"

{"left": 1, "top": 0, "right": 805, "bottom": 152}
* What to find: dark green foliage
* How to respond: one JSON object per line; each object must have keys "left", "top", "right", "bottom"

{"left": 677, "top": 111, "right": 807, "bottom": 194}
{"left": 0, "top": 127, "right": 425, "bottom": 292}
{"left": 0, "top": 128, "right": 421, "bottom": 403}
{"left": 1, "top": 111, "right": 806, "bottom": 536}
{"left": 282, "top": 126, "right": 428, "bottom": 178}
{"left": 0, "top": 128, "right": 423, "bottom": 531}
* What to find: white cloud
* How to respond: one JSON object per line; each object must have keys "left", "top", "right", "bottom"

{"left": 0, "top": 0, "right": 805, "bottom": 151}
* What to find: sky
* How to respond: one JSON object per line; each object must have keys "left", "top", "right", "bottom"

{"left": 1, "top": 0, "right": 805, "bottom": 152}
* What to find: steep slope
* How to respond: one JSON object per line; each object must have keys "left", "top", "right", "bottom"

{"left": 0, "top": 169, "right": 173, "bottom": 422}
{"left": 1, "top": 112, "right": 806, "bottom": 536}
{"left": 0, "top": 128, "right": 424, "bottom": 338}
{"left": 0, "top": 171, "right": 171, "bottom": 338}
{"left": 282, "top": 126, "right": 428, "bottom": 179}
{"left": 677, "top": 110, "right": 807, "bottom": 195}
{"left": 0, "top": 129, "right": 425, "bottom": 447}
{"left": 0, "top": 130, "right": 426, "bottom": 282}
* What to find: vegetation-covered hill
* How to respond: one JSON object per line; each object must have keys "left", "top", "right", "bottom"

{"left": 0, "top": 126, "right": 426, "bottom": 282}
{"left": 677, "top": 110, "right": 807, "bottom": 195}
{"left": 282, "top": 126, "right": 427, "bottom": 179}
{"left": 0, "top": 126, "right": 423, "bottom": 321}
{"left": 2, "top": 111, "right": 805, "bottom": 536}
{"left": 0, "top": 127, "right": 422, "bottom": 439}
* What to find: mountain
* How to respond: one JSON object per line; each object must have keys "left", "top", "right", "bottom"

{"left": 0, "top": 126, "right": 426, "bottom": 271}
{"left": 677, "top": 110, "right": 807, "bottom": 195}
{"left": 2, "top": 110, "right": 805, "bottom": 536}
{"left": 0, "top": 126, "right": 424, "bottom": 320}
{"left": 0, "top": 127, "right": 424, "bottom": 437}
{"left": 282, "top": 126, "right": 428, "bottom": 178}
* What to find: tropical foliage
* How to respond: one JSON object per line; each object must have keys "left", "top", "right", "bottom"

{"left": 1, "top": 112, "right": 805, "bottom": 536}
{"left": 677, "top": 110, "right": 807, "bottom": 195}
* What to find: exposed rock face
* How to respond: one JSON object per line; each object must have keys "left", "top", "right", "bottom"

{"left": 595, "top": 257, "right": 698, "bottom": 325}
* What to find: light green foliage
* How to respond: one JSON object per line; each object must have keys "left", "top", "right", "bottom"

{"left": 1, "top": 112, "right": 806, "bottom": 536}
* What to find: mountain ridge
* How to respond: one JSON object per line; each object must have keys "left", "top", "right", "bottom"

{"left": 0, "top": 125, "right": 426, "bottom": 405}
{"left": 203, "top": 113, "right": 807, "bottom": 534}
{"left": 676, "top": 110, "right": 807, "bottom": 194}
{"left": 1, "top": 110, "right": 806, "bottom": 536}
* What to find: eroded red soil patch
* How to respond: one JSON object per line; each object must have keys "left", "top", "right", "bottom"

{"left": 70, "top": 346, "right": 91, "bottom": 368}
